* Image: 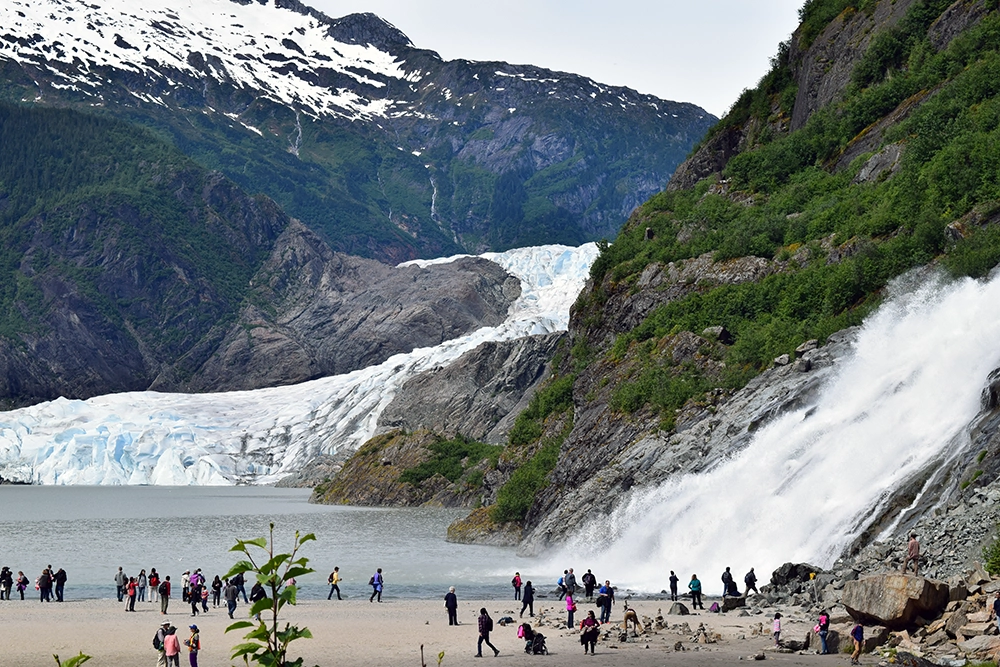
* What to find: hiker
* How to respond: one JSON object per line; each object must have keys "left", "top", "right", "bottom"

{"left": 582, "top": 569, "right": 597, "bottom": 599}
{"left": 566, "top": 592, "right": 577, "bottom": 628}
{"left": 669, "top": 570, "right": 679, "bottom": 601}
{"left": 149, "top": 569, "right": 160, "bottom": 604}
{"left": 159, "top": 576, "right": 172, "bottom": 615}
{"left": 520, "top": 580, "right": 534, "bottom": 618}
{"left": 154, "top": 620, "right": 170, "bottom": 667}
{"left": 850, "top": 623, "right": 864, "bottom": 665}
{"left": 185, "top": 624, "right": 201, "bottom": 667}
{"left": 54, "top": 568, "right": 67, "bottom": 602}
{"left": 557, "top": 570, "right": 567, "bottom": 600}
{"left": 902, "top": 533, "right": 920, "bottom": 575}
{"left": 512, "top": 572, "right": 522, "bottom": 600}
{"left": 477, "top": 607, "right": 500, "bottom": 657}
{"left": 990, "top": 591, "right": 1000, "bottom": 634}
{"left": 369, "top": 568, "right": 383, "bottom": 603}
{"left": 689, "top": 574, "right": 704, "bottom": 609}
{"left": 597, "top": 580, "right": 615, "bottom": 624}
{"left": 817, "top": 609, "right": 830, "bottom": 654}
{"left": 773, "top": 613, "right": 782, "bottom": 647}
{"left": 328, "top": 567, "right": 342, "bottom": 600}
{"left": 744, "top": 568, "right": 759, "bottom": 596}
{"left": 164, "top": 625, "right": 181, "bottom": 667}
{"left": 579, "top": 610, "right": 600, "bottom": 654}
{"left": 565, "top": 568, "right": 578, "bottom": 597}
{"left": 721, "top": 567, "right": 734, "bottom": 597}
{"left": 445, "top": 586, "right": 458, "bottom": 625}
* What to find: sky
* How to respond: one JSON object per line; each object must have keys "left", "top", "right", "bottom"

{"left": 308, "top": 0, "right": 805, "bottom": 118}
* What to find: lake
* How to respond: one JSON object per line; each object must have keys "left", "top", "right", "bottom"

{"left": 0, "top": 486, "right": 537, "bottom": 600}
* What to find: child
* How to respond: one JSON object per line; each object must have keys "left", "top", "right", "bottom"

{"left": 772, "top": 612, "right": 782, "bottom": 647}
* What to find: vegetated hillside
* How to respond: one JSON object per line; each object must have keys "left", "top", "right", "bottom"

{"left": 0, "top": 0, "right": 716, "bottom": 263}
{"left": 0, "top": 101, "right": 288, "bottom": 408}
{"left": 389, "top": 0, "right": 1000, "bottom": 552}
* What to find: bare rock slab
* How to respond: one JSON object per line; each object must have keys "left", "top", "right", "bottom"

{"left": 842, "top": 574, "right": 948, "bottom": 630}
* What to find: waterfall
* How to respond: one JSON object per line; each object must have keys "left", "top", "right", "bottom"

{"left": 558, "top": 269, "right": 1000, "bottom": 593}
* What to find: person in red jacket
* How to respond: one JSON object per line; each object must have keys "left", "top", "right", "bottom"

{"left": 159, "top": 576, "right": 172, "bottom": 615}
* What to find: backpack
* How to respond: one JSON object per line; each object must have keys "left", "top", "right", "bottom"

{"left": 487, "top": 617, "right": 494, "bottom": 632}
{"left": 851, "top": 624, "right": 864, "bottom": 641}
{"left": 709, "top": 602, "right": 720, "bottom": 612}
{"left": 368, "top": 576, "right": 376, "bottom": 586}
{"left": 152, "top": 631, "right": 163, "bottom": 651}
{"left": 158, "top": 581, "right": 168, "bottom": 595}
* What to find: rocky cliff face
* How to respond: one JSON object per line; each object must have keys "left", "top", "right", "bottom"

{"left": 176, "top": 221, "right": 521, "bottom": 391}
{"left": 376, "top": 332, "right": 564, "bottom": 444}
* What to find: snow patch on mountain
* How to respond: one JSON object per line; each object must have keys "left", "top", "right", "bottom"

{"left": 0, "top": 0, "right": 411, "bottom": 119}
{"left": 0, "top": 244, "right": 598, "bottom": 486}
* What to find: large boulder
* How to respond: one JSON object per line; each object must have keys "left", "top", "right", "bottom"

{"left": 721, "top": 596, "right": 746, "bottom": 612}
{"left": 842, "top": 574, "right": 949, "bottom": 630}
{"left": 667, "top": 602, "right": 690, "bottom": 616}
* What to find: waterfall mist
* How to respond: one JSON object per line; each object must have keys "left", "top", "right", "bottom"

{"left": 554, "top": 269, "right": 1000, "bottom": 594}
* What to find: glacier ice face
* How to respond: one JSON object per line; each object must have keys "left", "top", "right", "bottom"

{"left": 0, "top": 244, "right": 597, "bottom": 486}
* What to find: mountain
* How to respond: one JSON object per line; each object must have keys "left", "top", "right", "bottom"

{"left": 0, "top": 0, "right": 716, "bottom": 263}
{"left": 312, "top": 0, "right": 1000, "bottom": 583}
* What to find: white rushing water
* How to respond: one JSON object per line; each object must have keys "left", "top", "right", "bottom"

{"left": 0, "top": 244, "right": 597, "bottom": 486}
{"left": 557, "top": 269, "right": 1000, "bottom": 593}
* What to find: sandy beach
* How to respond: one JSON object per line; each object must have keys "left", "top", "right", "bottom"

{"left": 0, "top": 594, "right": 864, "bottom": 666}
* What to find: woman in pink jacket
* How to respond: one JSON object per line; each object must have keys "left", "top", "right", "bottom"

{"left": 566, "top": 593, "right": 577, "bottom": 628}
{"left": 163, "top": 626, "right": 181, "bottom": 667}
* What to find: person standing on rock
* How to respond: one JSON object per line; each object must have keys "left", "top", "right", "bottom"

{"left": 744, "top": 568, "right": 758, "bottom": 596}
{"left": 520, "top": 580, "right": 534, "bottom": 618}
{"left": 721, "top": 567, "right": 735, "bottom": 597}
{"left": 669, "top": 571, "right": 679, "bottom": 601}
{"left": 688, "top": 574, "right": 703, "bottom": 610}
{"left": 445, "top": 586, "right": 459, "bottom": 626}
{"left": 902, "top": 533, "right": 920, "bottom": 575}
{"left": 565, "top": 568, "right": 578, "bottom": 598}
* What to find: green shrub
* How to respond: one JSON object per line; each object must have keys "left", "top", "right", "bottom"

{"left": 397, "top": 435, "right": 501, "bottom": 486}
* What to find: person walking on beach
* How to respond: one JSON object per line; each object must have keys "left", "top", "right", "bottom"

{"left": 250, "top": 581, "right": 266, "bottom": 621}
{"left": 38, "top": 568, "right": 53, "bottom": 602}
{"left": 328, "top": 567, "right": 342, "bottom": 600}
{"left": 164, "top": 625, "right": 181, "bottom": 667}
{"left": 0, "top": 567, "right": 11, "bottom": 600}
{"left": 160, "top": 575, "right": 172, "bottom": 615}
{"left": 582, "top": 569, "right": 597, "bottom": 599}
{"left": 445, "top": 586, "right": 458, "bottom": 625}
{"left": 369, "top": 568, "right": 384, "bottom": 603}
{"left": 138, "top": 569, "right": 148, "bottom": 603}
{"left": 232, "top": 572, "right": 248, "bottom": 604}
{"left": 149, "top": 569, "right": 160, "bottom": 604}
{"left": 580, "top": 610, "right": 600, "bottom": 655}
{"left": 224, "top": 579, "right": 238, "bottom": 619}
{"left": 520, "top": 580, "right": 534, "bottom": 618}
{"left": 154, "top": 620, "right": 170, "bottom": 667}
{"left": 902, "top": 533, "right": 920, "bottom": 575}
{"left": 185, "top": 624, "right": 201, "bottom": 667}
{"left": 512, "top": 572, "right": 522, "bottom": 600}
{"left": 744, "top": 568, "right": 758, "bottom": 596}
{"left": 115, "top": 566, "right": 127, "bottom": 602}
{"left": 53, "top": 568, "right": 67, "bottom": 602}
{"left": 476, "top": 607, "right": 500, "bottom": 657}
{"left": 557, "top": 570, "right": 567, "bottom": 600}
{"left": 565, "top": 592, "right": 577, "bottom": 629}
{"left": 190, "top": 580, "right": 201, "bottom": 617}
{"left": 689, "top": 574, "right": 704, "bottom": 610}
{"left": 669, "top": 570, "right": 679, "bottom": 601}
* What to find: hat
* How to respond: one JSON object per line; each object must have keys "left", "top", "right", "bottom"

{"left": 161, "top": 621, "right": 170, "bottom": 626}
{"left": 189, "top": 625, "right": 199, "bottom": 631}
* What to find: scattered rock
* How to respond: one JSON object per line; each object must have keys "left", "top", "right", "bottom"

{"left": 842, "top": 575, "right": 949, "bottom": 630}
{"left": 668, "top": 602, "right": 690, "bottom": 616}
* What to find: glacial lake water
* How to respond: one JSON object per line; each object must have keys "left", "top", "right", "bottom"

{"left": 0, "top": 486, "right": 537, "bottom": 600}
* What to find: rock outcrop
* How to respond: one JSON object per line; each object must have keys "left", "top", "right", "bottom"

{"left": 178, "top": 221, "right": 522, "bottom": 392}
{"left": 842, "top": 574, "right": 950, "bottom": 630}
{"left": 377, "top": 333, "right": 564, "bottom": 444}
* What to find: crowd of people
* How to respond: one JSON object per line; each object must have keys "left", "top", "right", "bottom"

{"left": 0, "top": 565, "right": 68, "bottom": 601}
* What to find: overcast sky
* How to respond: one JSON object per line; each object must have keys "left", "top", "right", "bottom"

{"left": 308, "top": 0, "right": 805, "bottom": 118}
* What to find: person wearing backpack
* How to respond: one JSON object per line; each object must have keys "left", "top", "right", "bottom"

{"left": 850, "top": 623, "right": 864, "bottom": 665}
{"left": 327, "top": 567, "right": 342, "bottom": 601}
{"left": 153, "top": 620, "right": 170, "bottom": 667}
{"left": 232, "top": 571, "right": 248, "bottom": 604}
{"left": 149, "top": 569, "right": 160, "bottom": 604}
{"left": 520, "top": 580, "right": 534, "bottom": 618}
{"left": 512, "top": 572, "right": 522, "bottom": 600}
{"left": 744, "top": 568, "right": 759, "bottom": 596}
{"left": 477, "top": 607, "right": 499, "bottom": 657}
{"left": 159, "top": 576, "right": 172, "bottom": 615}
{"left": 582, "top": 570, "right": 597, "bottom": 600}
{"left": 557, "top": 571, "right": 567, "bottom": 600}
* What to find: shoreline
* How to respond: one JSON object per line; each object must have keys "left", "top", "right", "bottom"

{"left": 0, "top": 596, "right": 860, "bottom": 666}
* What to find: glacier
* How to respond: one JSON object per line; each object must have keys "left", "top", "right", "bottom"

{"left": 0, "top": 244, "right": 598, "bottom": 486}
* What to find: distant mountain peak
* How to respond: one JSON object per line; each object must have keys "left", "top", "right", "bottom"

{"left": 327, "top": 12, "right": 413, "bottom": 48}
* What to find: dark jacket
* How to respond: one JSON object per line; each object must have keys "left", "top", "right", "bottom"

{"left": 478, "top": 612, "right": 493, "bottom": 637}
{"left": 522, "top": 583, "right": 534, "bottom": 602}
{"left": 249, "top": 583, "right": 266, "bottom": 602}
{"left": 445, "top": 592, "right": 457, "bottom": 610}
